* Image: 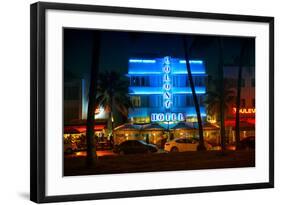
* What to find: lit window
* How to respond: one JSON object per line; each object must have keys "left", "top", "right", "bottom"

{"left": 131, "top": 96, "right": 141, "bottom": 107}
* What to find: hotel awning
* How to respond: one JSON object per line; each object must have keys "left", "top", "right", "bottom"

{"left": 172, "top": 122, "right": 194, "bottom": 130}
{"left": 64, "top": 124, "right": 106, "bottom": 133}
{"left": 142, "top": 123, "right": 165, "bottom": 131}
{"left": 114, "top": 123, "right": 142, "bottom": 131}
{"left": 172, "top": 122, "right": 219, "bottom": 130}
{"left": 224, "top": 120, "right": 255, "bottom": 130}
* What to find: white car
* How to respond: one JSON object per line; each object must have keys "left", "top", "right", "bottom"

{"left": 164, "top": 138, "right": 211, "bottom": 152}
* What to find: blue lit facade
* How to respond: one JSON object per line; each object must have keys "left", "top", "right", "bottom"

{"left": 127, "top": 56, "right": 207, "bottom": 128}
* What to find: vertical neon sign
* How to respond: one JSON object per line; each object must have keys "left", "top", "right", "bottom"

{"left": 163, "top": 56, "right": 172, "bottom": 109}
{"left": 150, "top": 57, "right": 185, "bottom": 122}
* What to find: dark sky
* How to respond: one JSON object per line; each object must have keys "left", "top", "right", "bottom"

{"left": 64, "top": 28, "right": 255, "bottom": 83}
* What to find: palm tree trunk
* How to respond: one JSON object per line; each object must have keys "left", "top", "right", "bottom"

{"left": 218, "top": 38, "right": 226, "bottom": 152}
{"left": 110, "top": 96, "right": 114, "bottom": 134}
{"left": 85, "top": 31, "right": 100, "bottom": 167}
{"left": 183, "top": 36, "right": 205, "bottom": 151}
{"left": 235, "top": 40, "right": 246, "bottom": 150}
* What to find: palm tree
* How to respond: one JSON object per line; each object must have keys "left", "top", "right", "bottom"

{"left": 218, "top": 38, "right": 226, "bottom": 151}
{"left": 182, "top": 36, "right": 206, "bottom": 150}
{"left": 205, "top": 79, "right": 236, "bottom": 122}
{"left": 96, "top": 71, "right": 133, "bottom": 134}
{"left": 85, "top": 31, "right": 100, "bottom": 167}
{"left": 235, "top": 39, "right": 247, "bottom": 150}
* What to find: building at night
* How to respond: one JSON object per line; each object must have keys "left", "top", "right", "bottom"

{"left": 64, "top": 78, "right": 85, "bottom": 123}
{"left": 127, "top": 56, "right": 207, "bottom": 128}
{"left": 224, "top": 66, "right": 255, "bottom": 115}
{"left": 64, "top": 77, "right": 109, "bottom": 138}
{"left": 224, "top": 66, "right": 255, "bottom": 142}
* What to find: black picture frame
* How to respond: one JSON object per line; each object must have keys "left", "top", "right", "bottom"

{"left": 30, "top": 2, "right": 274, "bottom": 203}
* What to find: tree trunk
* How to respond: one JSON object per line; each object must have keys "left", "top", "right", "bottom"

{"left": 235, "top": 40, "right": 246, "bottom": 150}
{"left": 218, "top": 38, "right": 226, "bottom": 152}
{"left": 110, "top": 96, "right": 114, "bottom": 135}
{"left": 183, "top": 36, "right": 205, "bottom": 151}
{"left": 85, "top": 31, "right": 100, "bottom": 167}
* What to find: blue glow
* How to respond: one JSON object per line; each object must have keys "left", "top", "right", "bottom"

{"left": 129, "top": 59, "right": 156, "bottom": 63}
{"left": 127, "top": 72, "right": 161, "bottom": 75}
{"left": 173, "top": 91, "right": 205, "bottom": 94}
{"left": 129, "top": 87, "right": 206, "bottom": 95}
{"left": 128, "top": 71, "right": 205, "bottom": 75}
{"left": 188, "top": 112, "right": 207, "bottom": 117}
{"left": 173, "top": 71, "right": 206, "bottom": 75}
{"left": 127, "top": 57, "right": 207, "bottom": 121}
{"left": 128, "top": 108, "right": 207, "bottom": 118}
{"left": 128, "top": 58, "right": 205, "bottom": 74}
{"left": 173, "top": 87, "right": 206, "bottom": 94}
{"left": 179, "top": 60, "right": 203, "bottom": 64}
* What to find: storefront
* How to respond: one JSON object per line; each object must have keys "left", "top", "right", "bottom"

{"left": 64, "top": 120, "right": 108, "bottom": 147}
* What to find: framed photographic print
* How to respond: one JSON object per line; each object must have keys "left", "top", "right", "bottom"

{"left": 30, "top": 2, "right": 274, "bottom": 203}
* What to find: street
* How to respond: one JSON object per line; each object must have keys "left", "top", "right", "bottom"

{"left": 64, "top": 150, "right": 255, "bottom": 176}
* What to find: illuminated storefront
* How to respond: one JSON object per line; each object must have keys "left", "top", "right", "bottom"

{"left": 127, "top": 56, "right": 206, "bottom": 128}
{"left": 224, "top": 66, "right": 256, "bottom": 143}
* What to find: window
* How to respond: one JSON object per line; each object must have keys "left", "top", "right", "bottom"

{"left": 149, "top": 76, "right": 161, "bottom": 87}
{"left": 130, "top": 76, "right": 149, "bottom": 86}
{"left": 149, "top": 95, "right": 162, "bottom": 107}
{"left": 186, "top": 77, "right": 190, "bottom": 87}
{"left": 241, "top": 99, "right": 246, "bottom": 107}
{"left": 130, "top": 76, "right": 139, "bottom": 86}
{"left": 251, "top": 78, "right": 255, "bottom": 87}
{"left": 175, "top": 139, "right": 186, "bottom": 143}
{"left": 193, "top": 76, "right": 204, "bottom": 86}
{"left": 141, "top": 96, "right": 149, "bottom": 107}
{"left": 186, "top": 96, "right": 193, "bottom": 106}
{"left": 198, "top": 95, "right": 205, "bottom": 105}
{"left": 131, "top": 96, "right": 141, "bottom": 107}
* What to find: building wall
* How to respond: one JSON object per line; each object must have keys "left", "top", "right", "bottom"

{"left": 64, "top": 79, "right": 84, "bottom": 123}
{"left": 224, "top": 66, "right": 255, "bottom": 118}
{"left": 127, "top": 57, "right": 207, "bottom": 126}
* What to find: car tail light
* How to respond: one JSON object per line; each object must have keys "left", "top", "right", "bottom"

{"left": 165, "top": 143, "right": 170, "bottom": 146}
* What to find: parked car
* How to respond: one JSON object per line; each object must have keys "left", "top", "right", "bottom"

{"left": 208, "top": 136, "right": 255, "bottom": 151}
{"left": 64, "top": 142, "right": 78, "bottom": 154}
{"left": 113, "top": 140, "right": 158, "bottom": 155}
{"left": 164, "top": 138, "right": 212, "bottom": 152}
{"left": 240, "top": 136, "right": 255, "bottom": 150}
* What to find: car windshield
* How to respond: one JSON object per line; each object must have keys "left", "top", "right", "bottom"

{"left": 138, "top": 140, "right": 147, "bottom": 145}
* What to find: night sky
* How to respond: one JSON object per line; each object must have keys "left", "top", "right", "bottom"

{"left": 64, "top": 28, "right": 255, "bottom": 83}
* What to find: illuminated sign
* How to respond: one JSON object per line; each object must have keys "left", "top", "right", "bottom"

{"left": 150, "top": 57, "right": 185, "bottom": 122}
{"left": 233, "top": 107, "right": 256, "bottom": 114}
{"left": 151, "top": 113, "right": 184, "bottom": 122}
{"left": 163, "top": 57, "right": 172, "bottom": 109}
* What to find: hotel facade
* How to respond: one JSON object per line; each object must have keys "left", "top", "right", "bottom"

{"left": 113, "top": 56, "right": 213, "bottom": 145}
{"left": 127, "top": 56, "right": 207, "bottom": 127}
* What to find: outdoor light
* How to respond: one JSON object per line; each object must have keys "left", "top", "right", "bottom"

{"left": 129, "top": 59, "right": 156, "bottom": 63}
{"left": 179, "top": 60, "right": 203, "bottom": 64}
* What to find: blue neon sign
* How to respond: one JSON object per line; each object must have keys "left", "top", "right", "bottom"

{"left": 129, "top": 59, "right": 156, "bottom": 63}
{"left": 179, "top": 60, "right": 203, "bottom": 64}
{"left": 151, "top": 113, "right": 185, "bottom": 122}
{"left": 162, "top": 57, "right": 172, "bottom": 109}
